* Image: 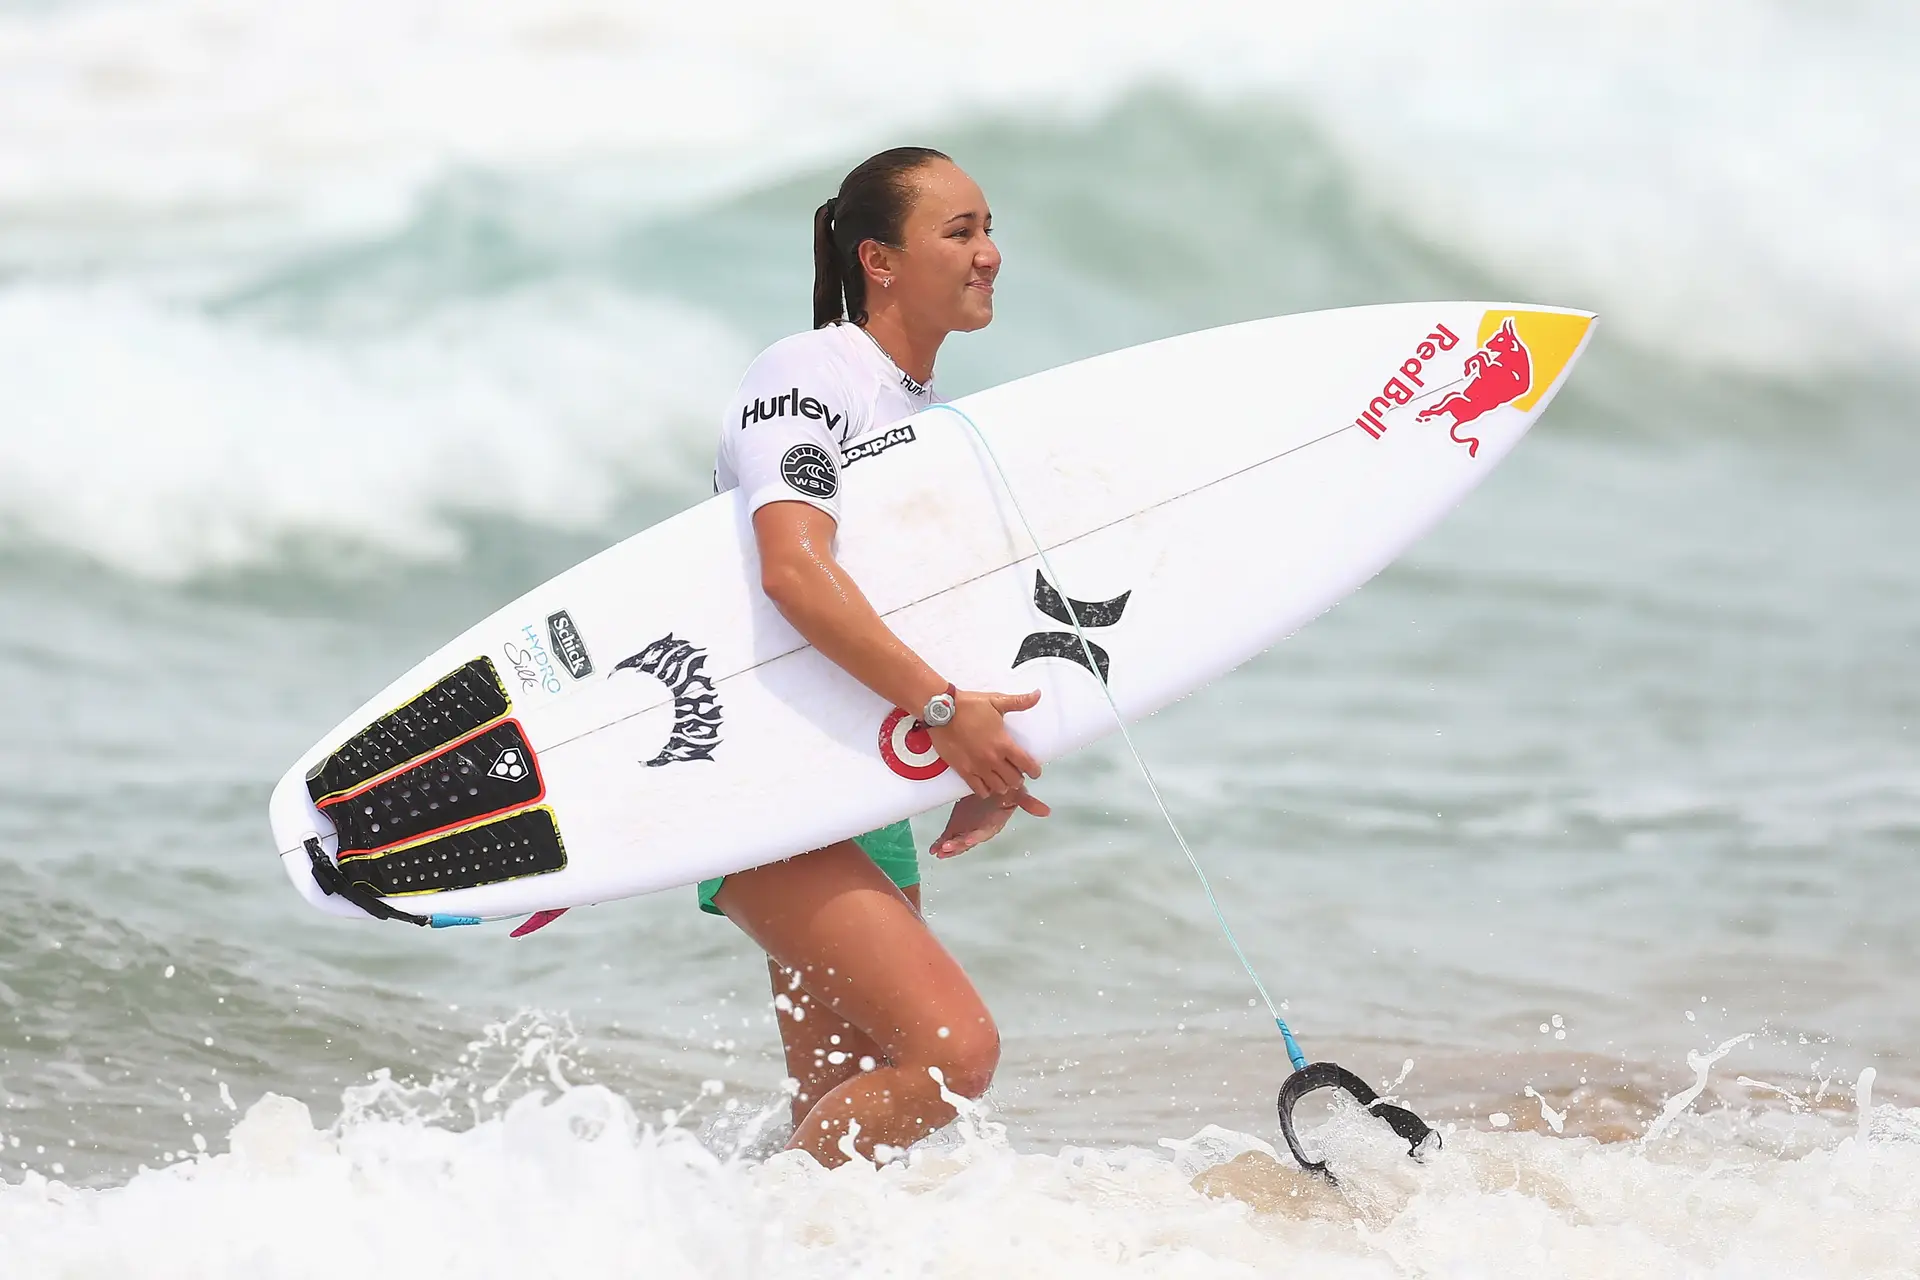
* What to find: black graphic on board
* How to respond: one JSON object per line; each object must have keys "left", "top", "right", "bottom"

{"left": 1012, "top": 572, "right": 1132, "bottom": 684}
{"left": 305, "top": 657, "right": 510, "bottom": 805}
{"left": 318, "top": 719, "right": 545, "bottom": 855}
{"left": 612, "top": 634, "right": 724, "bottom": 765}
{"left": 338, "top": 807, "right": 567, "bottom": 897}
{"left": 546, "top": 610, "right": 594, "bottom": 680}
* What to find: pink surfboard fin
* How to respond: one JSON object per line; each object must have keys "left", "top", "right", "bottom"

{"left": 510, "top": 908, "right": 568, "bottom": 938}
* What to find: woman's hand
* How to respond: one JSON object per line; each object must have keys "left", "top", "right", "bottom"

{"left": 926, "top": 689, "right": 1043, "bottom": 797}
{"left": 932, "top": 788, "right": 1051, "bottom": 859}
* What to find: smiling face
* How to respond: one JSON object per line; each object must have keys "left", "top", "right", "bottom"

{"left": 859, "top": 159, "right": 999, "bottom": 334}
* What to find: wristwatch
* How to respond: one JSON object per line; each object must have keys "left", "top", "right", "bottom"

{"left": 921, "top": 683, "right": 958, "bottom": 728}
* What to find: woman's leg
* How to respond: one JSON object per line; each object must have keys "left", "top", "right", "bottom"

{"left": 765, "top": 882, "right": 923, "bottom": 1129}
{"left": 716, "top": 842, "right": 997, "bottom": 1166}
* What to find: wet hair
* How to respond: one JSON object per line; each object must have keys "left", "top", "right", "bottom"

{"left": 813, "top": 146, "right": 950, "bottom": 329}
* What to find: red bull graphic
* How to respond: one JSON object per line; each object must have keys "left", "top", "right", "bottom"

{"left": 1415, "top": 317, "right": 1532, "bottom": 457}
{"left": 1350, "top": 309, "right": 1594, "bottom": 458}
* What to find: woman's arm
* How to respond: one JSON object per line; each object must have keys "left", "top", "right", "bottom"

{"left": 754, "top": 501, "right": 1042, "bottom": 797}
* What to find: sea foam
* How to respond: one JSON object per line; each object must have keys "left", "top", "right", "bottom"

{"left": 2, "top": 1070, "right": 1916, "bottom": 1280}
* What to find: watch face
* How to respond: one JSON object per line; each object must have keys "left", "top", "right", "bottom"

{"left": 924, "top": 694, "right": 955, "bottom": 727}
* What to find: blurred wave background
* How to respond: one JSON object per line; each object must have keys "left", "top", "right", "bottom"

{"left": 2, "top": 2, "right": 1917, "bottom": 1273}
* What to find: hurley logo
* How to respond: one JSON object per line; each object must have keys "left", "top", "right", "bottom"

{"left": 1012, "top": 571, "right": 1131, "bottom": 683}
{"left": 741, "top": 388, "right": 843, "bottom": 435}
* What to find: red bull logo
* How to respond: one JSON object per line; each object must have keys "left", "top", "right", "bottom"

{"left": 1352, "top": 309, "right": 1594, "bottom": 458}
{"left": 1415, "top": 317, "right": 1532, "bottom": 457}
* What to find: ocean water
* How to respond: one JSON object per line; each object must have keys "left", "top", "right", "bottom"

{"left": 4, "top": 0, "right": 1919, "bottom": 1275}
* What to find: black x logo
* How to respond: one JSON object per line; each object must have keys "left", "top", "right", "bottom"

{"left": 1012, "top": 571, "right": 1131, "bottom": 683}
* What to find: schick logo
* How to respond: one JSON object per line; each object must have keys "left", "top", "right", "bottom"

{"left": 741, "top": 387, "right": 843, "bottom": 435}
{"left": 1012, "top": 571, "right": 1131, "bottom": 683}
{"left": 546, "top": 610, "right": 593, "bottom": 680}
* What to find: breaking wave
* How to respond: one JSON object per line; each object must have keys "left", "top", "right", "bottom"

{"left": 2, "top": 0, "right": 1913, "bottom": 578}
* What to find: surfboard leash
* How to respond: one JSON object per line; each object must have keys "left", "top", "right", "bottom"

{"left": 931, "top": 402, "right": 1438, "bottom": 1179}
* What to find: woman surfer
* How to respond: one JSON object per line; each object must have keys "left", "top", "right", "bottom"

{"left": 702, "top": 147, "right": 1047, "bottom": 1168}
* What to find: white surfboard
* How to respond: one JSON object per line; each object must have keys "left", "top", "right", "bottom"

{"left": 269, "top": 302, "right": 1596, "bottom": 924}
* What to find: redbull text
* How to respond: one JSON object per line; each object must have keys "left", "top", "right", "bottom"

{"left": 1351, "top": 323, "right": 1461, "bottom": 440}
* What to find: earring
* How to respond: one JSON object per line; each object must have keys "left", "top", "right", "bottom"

{"left": 882, "top": 278, "right": 892, "bottom": 289}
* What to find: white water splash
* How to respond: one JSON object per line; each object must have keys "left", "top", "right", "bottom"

{"left": 1524, "top": 1085, "right": 1567, "bottom": 1135}
{"left": 2, "top": 1043, "right": 1919, "bottom": 1278}
{"left": 0, "top": 1082, "right": 1912, "bottom": 1280}
{"left": 1641, "top": 1033, "right": 1753, "bottom": 1144}
{"left": 1855, "top": 1068, "right": 1877, "bottom": 1146}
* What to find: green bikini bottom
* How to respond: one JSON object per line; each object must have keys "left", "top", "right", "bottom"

{"left": 696, "top": 819, "right": 918, "bottom": 915}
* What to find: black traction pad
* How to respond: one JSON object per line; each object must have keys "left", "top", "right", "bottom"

{"left": 338, "top": 807, "right": 567, "bottom": 897}
{"left": 306, "top": 657, "right": 511, "bottom": 806}
{"left": 318, "top": 719, "right": 543, "bottom": 856}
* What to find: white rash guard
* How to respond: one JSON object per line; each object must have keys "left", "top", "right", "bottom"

{"left": 714, "top": 321, "right": 938, "bottom": 524}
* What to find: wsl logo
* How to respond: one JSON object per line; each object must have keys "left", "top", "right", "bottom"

{"left": 1012, "top": 571, "right": 1131, "bottom": 683}
{"left": 546, "top": 610, "right": 593, "bottom": 680}
{"left": 779, "top": 443, "right": 838, "bottom": 500}
{"left": 612, "top": 634, "right": 724, "bottom": 766}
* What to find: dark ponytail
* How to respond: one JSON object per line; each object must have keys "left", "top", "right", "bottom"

{"left": 812, "top": 146, "right": 950, "bottom": 329}
{"left": 811, "top": 197, "right": 842, "bottom": 329}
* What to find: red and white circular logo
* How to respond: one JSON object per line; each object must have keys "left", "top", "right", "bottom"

{"left": 878, "top": 708, "right": 948, "bottom": 781}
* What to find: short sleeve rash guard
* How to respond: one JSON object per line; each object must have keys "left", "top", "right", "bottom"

{"left": 714, "top": 322, "right": 938, "bottom": 523}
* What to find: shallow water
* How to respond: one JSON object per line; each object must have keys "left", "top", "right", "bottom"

{"left": 4, "top": 1021, "right": 1918, "bottom": 1279}
{"left": 4, "top": 0, "right": 1919, "bottom": 1274}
